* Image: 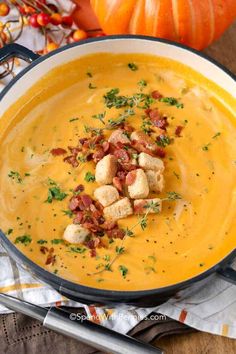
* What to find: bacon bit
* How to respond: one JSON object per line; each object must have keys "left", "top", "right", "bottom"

{"left": 151, "top": 90, "right": 163, "bottom": 99}
{"left": 153, "top": 117, "right": 168, "bottom": 130}
{"left": 68, "top": 146, "right": 81, "bottom": 155}
{"left": 45, "top": 248, "right": 56, "bottom": 265}
{"left": 123, "top": 124, "right": 134, "bottom": 132}
{"left": 94, "top": 200, "right": 104, "bottom": 212}
{"left": 102, "top": 220, "right": 117, "bottom": 230}
{"left": 73, "top": 211, "right": 84, "bottom": 224}
{"left": 175, "top": 125, "right": 184, "bottom": 137}
{"left": 90, "top": 249, "right": 97, "bottom": 257}
{"left": 98, "top": 216, "right": 105, "bottom": 225}
{"left": 74, "top": 184, "right": 84, "bottom": 193}
{"left": 113, "top": 149, "right": 130, "bottom": 163}
{"left": 126, "top": 170, "right": 137, "bottom": 186}
{"left": 92, "top": 148, "right": 105, "bottom": 163}
{"left": 83, "top": 222, "right": 101, "bottom": 233}
{"left": 51, "top": 148, "right": 67, "bottom": 156}
{"left": 156, "top": 148, "right": 166, "bottom": 158}
{"left": 113, "top": 177, "right": 123, "bottom": 192}
{"left": 86, "top": 237, "right": 101, "bottom": 249}
{"left": 149, "top": 108, "right": 161, "bottom": 120}
{"left": 79, "top": 138, "right": 88, "bottom": 145}
{"left": 63, "top": 155, "right": 79, "bottom": 168}
{"left": 40, "top": 246, "right": 48, "bottom": 254}
{"left": 102, "top": 141, "right": 110, "bottom": 152}
{"left": 121, "top": 163, "right": 137, "bottom": 172}
{"left": 81, "top": 194, "right": 93, "bottom": 208}
{"left": 106, "top": 227, "right": 125, "bottom": 239}
{"left": 131, "top": 141, "right": 155, "bottom": 156}
{"left": 117, "top": 171, "right": 127, "bottom": 180}
{"left": 69, "top": 196, "right": 81, "bottom": 211}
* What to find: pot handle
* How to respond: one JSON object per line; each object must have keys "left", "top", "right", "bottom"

{"left": 0, "top": 43, "right": 39, "bottom": 64}
{"left": 217, "top": 266, "right": 236, "bottom": 285}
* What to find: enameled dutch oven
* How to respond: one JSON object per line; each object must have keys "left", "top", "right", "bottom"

{"left": 0, "top": 36, "right": 236, "bottom": 307}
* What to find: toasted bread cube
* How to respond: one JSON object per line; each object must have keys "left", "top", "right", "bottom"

{"left": 95, "top": 154, "right": 117, "bottom": 185}
{"left": 138, "top": 152, "right": 164, "bottom": 172}
{"left": 94, "top": 185, "right": 119, "bottom": 207}
{"left": 130, "top": 131, "right": 157, "bottom": 152}
{"left": 104, "top": 197, "right": 133, "bottom": 220}
{"left": 134, "top": 198, "right": 162, "bottom": 214}
{"left": 146, "top": 170, "right": 165, "bottom": 193}
{"left": 128, "top": 168, "right": 149, "bottom": 199}
{"left": 108, "top": 129, "right": 130, "bottom": 145}
{"left": 63, "top": 224, "right": 89, "bottom": 244}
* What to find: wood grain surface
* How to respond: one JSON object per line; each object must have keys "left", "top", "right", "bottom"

{"left": 154, "top": 21, "right": 236, "bottom": 354}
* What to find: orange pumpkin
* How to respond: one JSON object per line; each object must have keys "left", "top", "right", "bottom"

{"left": 91, "top": 0, "right": 236, "bottom": 50}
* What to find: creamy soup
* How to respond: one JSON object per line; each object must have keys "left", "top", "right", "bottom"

{"left": 0, "top": 53, "right": 235, "bottom": 291}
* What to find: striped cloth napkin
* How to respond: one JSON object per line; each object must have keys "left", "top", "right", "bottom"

{"left": 1, "top": 0, "right": 236, "bottom": 339}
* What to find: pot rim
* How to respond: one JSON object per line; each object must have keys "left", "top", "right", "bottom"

{"left": 0, "top": 35, "right": 235, "bottom": 300}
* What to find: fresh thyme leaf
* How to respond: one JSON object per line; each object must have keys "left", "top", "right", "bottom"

{"left": 104, "top": 255, "right": 110, "bottom": 261}
{"left": 106, "top": 109, "right": 135, "bottom": 129}
{"left": 202, "top": 143, "right": 211, "bottom": 151}
{"left": 148, "top": 254, "right": 157, "bottom": 262}
{"left": 141, "top": 117, "right": 152, "bottom": 134}
{"left": 124, "top": 228, "right": 134, "bottom": 237}
{"left": 84, "top": 172, "right": 95, "bottom": 182}
{"left": 84, "top": 125, "right": 103, "bottom": 135}
{"left": 88, "top": 83, "right": 97, "bottom": 89}
{"left": 116, "top": 246, "right": 125, "bottom": 254}
{"left": 105, "top": 263, "right": 112, "bottom": 271}
{"left": 128, "top": 63, "right": 138, "bottom": 71}
{"left": 69, "top": 246, "right": 86, "bottom": 254}
{"left": 144, "top": 201, "right": 161, "bottom": 213}
{"left": 166, "top": 191, "right": 182, "bottom": 201}
{"left": 139, "top": 215, "right": 148, "bottom": 230}
{"left": 156, "top": 135, "right": 171, "bottom": 147}
{"left": 69, "top": 117, "right": 79, "bottom": 123}
{"left": 86, "top": 72, "right": 93, "bottom": 77}
{"left": 104, "top": 88, "right": 128, "bottom": 109}
{"left": 51, "top": 239, "right": 64, "bottom": 245}
{"left": 138, "top": 79, "right": 147, "bottom": 89}
{"left": 8, "top": 171, "right": 22, "bottom": 183}
{"left": 173, "top": 171, "right": 180, "bottom": 179}
{"left": 159, "top": 97, "right": 184, "bottom": 109}
{"left": 92, "top": 111, "right": 106, "bottom": 124}
{"left": 212, "top": 132, "right": 221, "bottom": 139}
{"left": 62, "top": 209, "right": 73, "bottom": 217}
{"left": 37, "top": 239, "right": 47, "bottom": 245}
{"left": 119, "top": 265, "right": 128, "bottom": 278}
{"left": 6, "top": 229, "right": 13, "bottom": 235}
{"left": 15, "top": 235, "right": 32, "bottom": 245}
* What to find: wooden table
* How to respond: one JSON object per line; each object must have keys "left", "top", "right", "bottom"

{"left": 154, "top": 21, "right": 236, "bottom": 354}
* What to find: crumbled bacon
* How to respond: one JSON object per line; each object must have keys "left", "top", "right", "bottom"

{"left": 106, "top": 228, "right": 125, "bottom": 239}
{"left": 156, "top": 147, "right": 166, "bottom": 158}
{"left": 51, "top": 148, "right": 67, "bottom": 156}
{"left": 81, "top": 194, "right": 93, "bottom": 208}
{"left": 175, "top": 125, "right": 184, "bottom": 137}
{"left": 102, "top": 141, "right": 110, "bottom": 152}
{"left": 45, "top": 248, "right": 56, "bottom": 265}
{"left": 126, "top": 170, "right": 137, "bottom": 186}
{"left": 64, "top": 155, "right": 79, "bottom": 168}
{"left": 40, "top": 246, "right": 48, "bottom": 254}
{"left": 73, "top": 211, "right": 84, "bottom": 224}
{"left": 69, "top": 196, "right": 81, "bottom": 211}
{"left": 113, "top": 176, "right": 123, "bottom": 192}
{"left": 153, "top": 117, "right": 168, "bottom": 130}
{"left": 113, "top": 149, "right": 130, "bottom": 163}
{"left": 102, "top": 220, "right": 117, "bottom": 230}
{"left": 151, "top": 90, "right": 163, "bottom": 99}
{"left": 92, "top": 148, "right": 105, "bottom": 163}
{"left": 90, "top": 249, "right": 97, "bottom": 257}
{"left": 74, "top": 184, "right": 84, "bottom": 193}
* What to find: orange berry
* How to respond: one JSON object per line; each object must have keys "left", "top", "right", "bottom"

{"left": 50, "top": 13, "right": 62, "bottom": 26}
{"left": 0, "top": 3, "right": 10, "bottom": 17}
{"left": 72, "top": 29, "right": 88, "bottom": 42}
{"left": 46, "top": 42, "right": 59, "bottom": 53}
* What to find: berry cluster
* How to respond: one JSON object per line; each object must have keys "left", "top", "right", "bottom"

{"left": 0, "top": 1, "right": 104, "bottom": 54}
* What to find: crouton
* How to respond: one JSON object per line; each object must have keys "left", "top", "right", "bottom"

{"left": 134, "top": 198, "right": 162, "bottom": 214}
{"left": 95, "top": 154, "right": 117, "bottom": 185}
{"left": 127, "top": 168, "right": 149, "bottom": 199}
{"left": 104, "top": 197, "right": 133, "bottom": 220}
{"left": 138, "top": 152, "right": 164, "bottom": 172}
{"left": 145, "top": 170, "right": 165, "bottom": 193}
{"left": 63, "top": 224, "right": 89, "bottom": 244}
{"left": 130, "top": 131, "right": 157, "bottom": 152}
{"left": 108, "top": 129, "right": 131, "bottom": 145}
{"left": 94, "top": 185, "right": 119, "bottom": 207}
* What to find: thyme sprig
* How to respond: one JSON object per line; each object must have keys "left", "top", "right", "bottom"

{"left": 88, "top": 192, "right": 181, "bottom": 277}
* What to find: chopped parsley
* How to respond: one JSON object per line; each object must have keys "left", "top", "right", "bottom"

{"left": 92, "top": 111, "right": 106, "bottom": 124}
{"left": 119, "top": 265, "right": 128, "bottom": 278}
{"left": 138, "top": 79, "right": 147, "bottom": 89}
{"left": 84, "top": 172, "right": 95, "bottom": 182}
{"left": 37, "top": 239, "right": 48, "bottom": 245}
{"left": 6, "top": 229, "right": 13, "bottom": 235}
{"left": 15, "top": 234, "right": 32, "bottom": 245}
{"left": 51, "top": 239, "right": 64, "bottom": 245}
{"left": 8, "top": 171, "right": 22, "bottom": 183}
{"left": 156, "top": 135, "right": 171, "bottom": 147}
{"left": 62, "top": 210, "right": 73, "bottom": 217}
{"left": 159, "top": 97, "right": 184, "bottom": 109}
{"left": 88, "top": 83, "right": 97, "bottom": 89}
{"left": 69, "top": 117, "right": 79, "bottom": 123}
{"left": 69, "top": 247, "right": 86, "bottom": 254}
{"left": 45, "top": 180, "right": 67, "bottom": 203}
{"left": 128, "top": 63, "right": 138, "bottom": 71}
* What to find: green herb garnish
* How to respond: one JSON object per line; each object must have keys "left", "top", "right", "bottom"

{"left": 159, "top": 97, "right": 184, "bottom": 109}
{"left": 116, "top": 246, "right": 125, "bottom": 254}
{"left": 128, "top": 63, "right": 138, "bottom": 71}
{"left": 45, "top": 180, "right": 67, "bottom": 203}
{"left": 84, "top": 172, "right": 95, "bottom": 182}
{"left": 88, "top": 83, "right": 97, "bottom": 89}
{"left": 15, "top": 235, "right": 32, "bottom": 245}
{"left": 119, "top": 265, "right": 128, "bottom": 278}
{"left": 37, "top": 239, "right": 48, "bottom": 245}
{"left": 8, "top": 171, "right": 22, "bottom": 183}
{"left": 69, "top": 247, "right": 86, "bottom": 254}
{"left": 51, "top": 239, "right": 64, "bottom": 245}
{"left": 92, "top": 111, "right": 106, "bottom": 124}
